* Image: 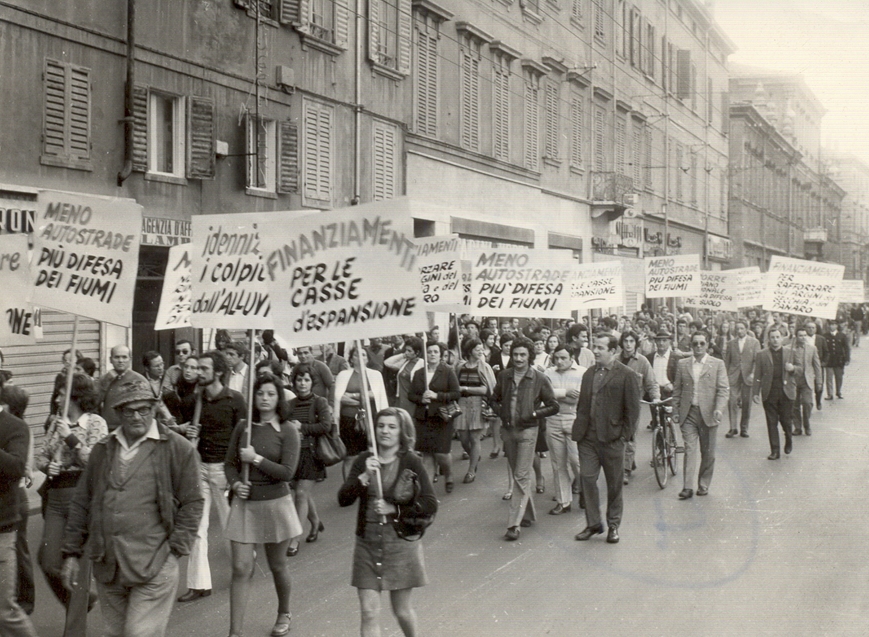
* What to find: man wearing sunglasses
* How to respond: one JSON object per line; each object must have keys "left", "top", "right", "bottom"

{"left": 161, "top": 340, "right": 197, "bottom": 396}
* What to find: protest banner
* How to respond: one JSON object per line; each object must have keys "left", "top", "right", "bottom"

{"left": 763, "top": 256, "right": 844, "bottom": 319}
{"left": 414, "top": 234, "right": 463, "bottom": 309}
{"left": 31, "top": 191, "right": 142, "bottom": 327}
{"left": 839, "top": 279, "right": 865, "bottom": 304}
{"left": 732, "top": 266, "right": 764, "bottom": 308}
{"left": 155, "top": 244, "right": 193, "bottom": 330}
{"left": 468, "top": 248, "right": 576, "bottom": 317}
{"left": 259, "top": 200, "right": 428, "bottom": 346}
{"left": 429, "top": 259, "right": 473, "bottom": 314}
{"left": 0, "top": 234, "right": 36, "bottom": 345}
{"left": 684, "top": 271, "right": 737, "bottom": 312}
{"left": 644, "top": 254, "right": 701, "bottom": 298}
{"left": 566, "top": 261, "right": 624, "bottom": 311}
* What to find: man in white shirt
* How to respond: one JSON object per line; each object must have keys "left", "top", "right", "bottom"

{"left": 223, "top": 342, "right": 250, "bottom": 395}
{"left": 646, "top": 330, "right": 678, "bottom": 431}
{"left": 544, "top": 346, "right": 585, "bottom": 514}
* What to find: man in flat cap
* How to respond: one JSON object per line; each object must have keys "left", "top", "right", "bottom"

{"left": 61, "top": 377, "right": 203, "bottom": 637}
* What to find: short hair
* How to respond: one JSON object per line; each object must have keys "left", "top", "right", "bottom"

{"left": 691, "top": 331, "right": 710, "bottom": 345}
{"left": 426, "top": 340, "right": 446, "bottom": 356}
{"left": 142, "top": 350, "right": 163, "bottom": 369}
{"left": 290, "top": 363, "right": 315, "bottom": 388}
{"left": 225, "top": 341, "right": 247, "bottom": 357}
{"left": 65, "top": 372, "right": 100, "bottom": 413}
{"left": 566, "top": 322, "right": 588, "bottom": 343}
{"left": 619, "top": 330, "right": 640, "bottom": 349}
{"left": 795, "top": 325, "right": 808, "bottom": 335}
{"left": 1, "top": 385, "right": 29, "bottom": 419}
{"left": 256, "top": 358, "right": 284, "bottom": 378}
{"left": 593, "top": 333, "right": 619, "bottom": 352}
{"left": 175, "top": 339, "right": 193, "bottom": 351}
{"left": 200, "top": 350, "right": 230, "bottom": 380}
{"left": 77, "top": 357, "right": 97, "bottom": 377}
{"left": 374, "top": 407, "right": 416, "bottom": 453}
{"left": 480, "top": 328, "right": 496, "bottom": 344}
{"left": 461, "top": 338, "right": 482, "bottom": 359}
{"left": 767, "top": 326, "right": 782, "bottom": 338}
{"left": 552, "top": 342, "right": 572, "bottom": 357}
{"left": 252, "top": 372, "right": 290, "bottom": 422}
{"left": 601, "top": 316, "right": 618, "bottom": 330}
{"left": 464, "top": 320, "right": 480, "bottom": 331}
{"left": 734, "top": 319, "right": 747, "bottom": 330}
{"left": 511, "top": 337, "right": 536, "bottom": 363}
{"left": 403, "top": 336, "right": 425, "bottom": 358}
{"left": 499, "top": 331, "right": 515, "bottom": 345}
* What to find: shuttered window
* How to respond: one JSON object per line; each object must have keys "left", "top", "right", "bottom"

{"left": 283, "top": 0, "right": 349, "bottom": 51}
{"left": 645, "top": 22, "right": 655, "bottom": 78}
{"left": 675, "top": 141, "right": 683, "bottom": 202}
{"left": 415, "top": 27, "right": 438, "bottom": 136}
{"left": 369, "top": 0, "right": 411, "bottom": 74}
{"left": 570, "top": 96, "right": 583, "bottom": 169}
{"left": 149, "top": 92, "right": 186, "bottom": 177}
{"left": 572, "top": 0, "right": 583, "bottom": 24}
{"left": 460, "top": 49, "right": 480, "bottom": 152}
{"left": 632, "top": 120, "right": 642, "bottom": 185}
{"left": 644, "top": 126, "right": 653, "bottom": 190}
{"left": 372, "top": 120, "right": 397, "bottom": 201}
{"left": 593, "top": 0, "right": 605, "bottom": 42}
{"left": 278, "top": 121, "right": 299, "bottom": 194}
{"left": 544, "top": 82, "right": 559, "bottom": 160}
{"left": 677, "top": 49, "right": 692, "bottom": 101}
{"left": 615, "top": 115, "right": 626, "bottom": 175}
{"left": 302, "top": 99, "right": 333, "bottom": 204}
{"left": 690, "top": 152, "right": 698, "bottom": 206}
{"left": 593, "top": 105, "right": 605, "bottom": 172}
{"left": 42, "top": 59, "right": 91, "bottom": 168}
{"left": 524, "top": 81, "right": 540, "bottom": 171}
{"left": 629, "top": 7, "right": 641, "bottom": 69}
{"left": 246, "top": 115, "right": 277, "bottom": 192}
{"left": 187, "top": 97, "right": 215, "bottom": 179}
{"left": 493, "top": 63, "right": 511, "bottom": 161}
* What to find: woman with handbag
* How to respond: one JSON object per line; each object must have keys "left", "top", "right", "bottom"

{"left": 286, "top": 363, "right": 333, "bottom": 556}
{"left": 338, "top": 407, "right": 437, "bottom": 637}
{"left": 454, "top": 338, "right": 496, "bottom": 484}
{"left": 408, "top": 341, "right": 461, "bottom": 494}
{"left": 384, "top": 337, "right": 425, "bottom": 415}
{"left": 333, "top": 347, "right": 390, "bottom": 478}
{"left": 224, "top": 372, "right": 301, "bottom": 637}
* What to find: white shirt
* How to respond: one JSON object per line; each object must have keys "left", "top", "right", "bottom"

{"left": 112, "top": 418, "right": 160, "bottom": 463}
{"left": 653, "top": 350, "right": 671, "bottom": 387}
{"left": 228, "top": 362, "right": 249, "bottom": 393}
{"left": 545, "top": 363, "right": 586, "bottom": 420}
{"left": 737, "top": 336, "right": 746, "bottom": 353}
{"left": 691, "top": 354, "right": 708, "bottom": 406}
{"left": 806, "top": 334, "right": 816, "bottom": 347}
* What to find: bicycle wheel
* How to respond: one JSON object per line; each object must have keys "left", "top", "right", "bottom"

{"left": 666, "top": 421, "right": 678, "bottom": 476}
{"left": 652, "top": 427, "right": 667, "bottom": 488}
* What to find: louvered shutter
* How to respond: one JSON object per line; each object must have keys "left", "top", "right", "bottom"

{"left": 372, "top": 121, "right": 396, "bottom": 201}
{"left": 284, "top": 0, "right": 309, "bottom": 33}
{"left": 131, "top": 85, "right": 148, "bottom": 172}
{"left": 460, "top": 51, "right": 479, "bottom": 152}
{"left": 234, "top": 0, "right": 250, "bottom": 8}
{"left": 43, "top": 60, "right": 66, "bottom": 158}
{"left": 493, "top": 67, "right": 510, "bottom": 161}
{"left": 572, "top": 0, "right": 582, "bottom": 22}
{"left": 415, "top": 30, "right": 437, "bottom": 136}
{"left": 545, "top": 83, "right": 558, "bottom": 158}
{"left": 187, "top": 96, "right": 215, "bottom": 179}
{"left": 570, "top": 97, "right": 582, "bottom": 167}
{"left": 43, "top": 60, "right": 91, "bottom": 161}
{"left": 632, "top": 123, "right": 642, "bottom": 184}
{"left": 278, "top": 120, "right": 299, "bottom": 193}
{"left": 279, "top": 0, "right": 297, "bottom": 23}
{"left": 593, "top": 106, "right": 605, "bottom": 172}
{"left": 244, "top": 113, "right": 254, "bottom": 188}
{"left": 593, "top": 0, "right": 604, "bottom": 40}
{"left": 615, "top": 116, "right": 626, "bottom": 175}
{"left": 397, "top": 0, "right": 412, "bottom": 75}
{"left": 369, "top": 0, "right": 381, "bottom": 63}
{"left": 68, "top": 65, "right": 90, "bottom": 160}
{"left": 677, "top": 49, "right": 691, "bottom": 100}
{"left": 335, "top": 0, "right": 349, "bottom": 48}
{"left": 644, "top": 126, "right": 652, "bottom": 189}
{"left": 303, "top": 101, "right": 332, "bottom": 202}
{"left": 524, "top": 84, "right": 539, "bottom": 171}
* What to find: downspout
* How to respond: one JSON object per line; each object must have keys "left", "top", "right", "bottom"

{"left": 117, "top": 0, "right": 136, "bottom": 186}
{"left": 352, "top": 0, "right": 363, "bottom": 205}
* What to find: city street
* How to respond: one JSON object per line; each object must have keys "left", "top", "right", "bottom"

{"left": 27, "top": 350, "right": 869, "bottom": 637}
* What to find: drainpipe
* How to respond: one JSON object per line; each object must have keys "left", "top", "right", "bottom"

{"left": 351, "top": 0, "right": 363, "bottom": 205}
{"left": 117, "top": 0, "right": 136, "bottom": 186}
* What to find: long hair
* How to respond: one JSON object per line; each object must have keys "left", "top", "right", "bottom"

{"left": 252, "top": 372, "right": 290, "bottom": 422}
{"left": 374, "top": 407, "right": 416, "bottom": 453}
{"left": 63, "top": 372, "right": 99, "bottom": 413}
{"left": 290, "top": 363, "right": 314, "bottom": 391}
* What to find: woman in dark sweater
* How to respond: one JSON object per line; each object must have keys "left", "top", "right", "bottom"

{"left": 338, "top": 407, "right": 437, "bottom": 637}
{"left": 286, "top": 363, "right": 333, "bottom": 556}
{"left": 224, "top": 372, "right": 301, "bottom": 637}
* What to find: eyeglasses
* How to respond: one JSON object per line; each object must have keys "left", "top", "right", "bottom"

{"left": 176, "top": 349, "right": 190, "bottom": 354}
{"left": 121, "top": 406, "right": 152, "bottom": 419}
{"left": 692, "top": 341, "right": 707, "bottom": 347}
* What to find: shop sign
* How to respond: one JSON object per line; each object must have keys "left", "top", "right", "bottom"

{"left": 0, "top": 198, "right": 36, "bottom": 234}
{"left": 706, "top": 234, "right": 733, "bottom": 262}
{"left": 141, "top": 216, "right": 191, "bottom": 246}
{"left": 644, "top": 228, "right": 682, "bottom": 250}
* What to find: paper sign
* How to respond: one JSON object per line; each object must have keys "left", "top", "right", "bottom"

{"left": 415, "top": 235, "right": 463, "bottom": 309}
{"left": 0, "top": 234, "right": 36, "bottom": 345}
{"left": 154, "top": 245, "right": 192, "bottom": 330}
{"left": 763, "top": 256, "right": 844, "bottom": 319}
{"left": 259, "top": 201, "right": 427, "bottom": 346}
{"left": 732, "top": 267, "right": 764, "bottom": 308}
{"left": 468, "top": 248, "right": 576, "bottom": 317}
{"left": 839, "top": 279, "right": 865, "bottom": 304}
{"left": 644, "top": 254, "right": 701, "bottom": 298}
{"left": 32, "top": 191, "right": 142, "bottom": 327}
{"left": 566, "top": 261, "right": 624, "bottom": 311}
{"left": 684, "top": 271, "right": 737, "bottom": 312}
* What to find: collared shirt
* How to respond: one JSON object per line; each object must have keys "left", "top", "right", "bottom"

{"left": 653, "top": 350, "right": 671, "bottom": 387}
{"left": 228, "top": 363, "right": 249, "bottom": 393}
{"left": 806, "top": 334, "right": 816, "bottom": 347}
{"left": 738, "top": 336, "right": 746, "bottom": 353}
{"left": 545, "top": 362, "right": 585, "bottom": 419}
{"left": 112, "top": 418, "right": 160, "bottom": 464}
{"left": 691, "top": 354, "right": 708, "bottom": 406}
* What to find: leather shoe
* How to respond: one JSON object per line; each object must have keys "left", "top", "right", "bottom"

{"left": 767, "top": 451, "right": 780, "bottom": 460}
{"left": 740, "top": 432, "right": 750, "bottom": 438}
{"left": 504, "top": 526, "right": 520, "bottom": 541}
{"left": 177, "top": 589, "right": 211, "bottom": 603}
{"left": 574, "top": 524, "right": 604, "bottom": 541}
{"left": 793, "top": 428, "right": 803, "bottom": 436}
{"left": 549, "top": 503, "right": 571, "bottom": 515}
{"left": 805, "top": 427, "right": 812, "bottom": 436}
{"left": 306, "top": 520, "right": 324, "bottom": 543}
{"left": 678, "top": 488, "right": 693, "bottom": 500}
{"left": 520, "top": 519, "right": 533, "bottom": 528}
{"left": 725, "top": 430, "right": 738, "bottom": 438}
{"left": 286, "top": 541, "right": 300, "bottom": 557}
{"left": 697, "top": 486, "right": 708, "bottom": 496}
{"left": 784, "top": 437, "right": 793, "bottom": 454}
{"left": 606, "top": 525, "right": 620, "bottom": 544}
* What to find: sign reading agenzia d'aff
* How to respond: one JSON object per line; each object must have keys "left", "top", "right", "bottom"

{"left": 764, "top": 256, "right": 844, "bottom": 320}
{"left": 644, "top": 254, "right": 701, "bottom": 298}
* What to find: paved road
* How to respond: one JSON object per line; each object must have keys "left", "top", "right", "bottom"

{"left": 28, "top": 348, "right": 869, "bottom": 637}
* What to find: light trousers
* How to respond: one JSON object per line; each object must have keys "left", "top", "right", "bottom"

{"left": 501, "top": 426, "right": 538, "bottom": 528}
{"left": 680, "top": 406, "right": 717, "bottom": 491}
{"left": 97, "top": 553, "right": 179, "bottom": 637}
{"left": 0, "top": 531, "right": 37, "bottom": 637}
{"left": 545, "top": 416, "right": 580, "bottom": 507}
{"left": 187, "top": 461, "right": 230, "bottom": 590}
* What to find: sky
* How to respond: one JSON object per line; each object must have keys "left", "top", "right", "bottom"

{"left": 713, "top": 0, "right": 869, "bottom": 166}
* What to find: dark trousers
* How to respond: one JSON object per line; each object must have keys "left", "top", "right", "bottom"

{"left": 15, "top": 488, "right": 33, "bottom": 614}
{"left": 824, "top": 366, "right": 844, "bottom": 397}
{"left": 578, "top": 436, "right": 625, "bottom": 529}
{"left": 763, "top": 392, "right": 793, "bottom": 453}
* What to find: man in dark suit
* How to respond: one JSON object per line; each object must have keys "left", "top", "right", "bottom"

{"left": 672, "top": 331, "right": 729, "bottom": 499}
{"left": 823, "top": 319, "right": 850, "bottom": 400}
{"left": 753, "top": 326, "right": 799, "bottom": 460}
{"left": 805, "top": 322, "right": 826, "bottom": 410}
{"left": 572, "top": 334, "right": 640, "bottom": 544}
{"left": 723, "top": 320, "right": 760, "bottom": 438}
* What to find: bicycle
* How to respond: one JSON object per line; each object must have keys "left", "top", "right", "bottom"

{"left": 642, "top": 397, "right": 680, "bottom": 489}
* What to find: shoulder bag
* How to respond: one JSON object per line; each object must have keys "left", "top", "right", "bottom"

{"left": 390, "top": 467, "right": 436, "bottom": 541}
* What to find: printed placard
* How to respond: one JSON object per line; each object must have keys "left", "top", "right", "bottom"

{"left": 763, "top": 256, "right": 844, "bottom": 319}
{"left": 468, "top": 248, "right": 576, "bottom": 317}
{"left": 0, "top": 234, "right": 36, "bottom": 345}
{"left": 684, "top": 271, "right": 737, "bottom": 312}
{"left": 732, "top": 266, "right": 764, "bottom": 308}
{"left": 32, "top": 191, "right": 142, "bottom": 327}
{"left": 415, "top": 235, "right": 463, "bottom": 309}
{"left": 839, "top": 279, "right": 865, "bottom": 304}
{"left": 259, "top": 201, "right": 427, "bottom": 346}
{"left": 154, "top": 245, "right": 193, "bottom": 330}
{"left": 566, "top": 261, "right": 624, "bottom": 311}
{"left": 644, "top": 254, "right": 701, "bottom": 298}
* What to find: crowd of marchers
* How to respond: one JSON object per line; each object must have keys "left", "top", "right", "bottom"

{"left": 0, "top": 301, "right": 864, "bottom": 637}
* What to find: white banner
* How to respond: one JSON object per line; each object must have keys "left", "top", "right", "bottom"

{"left": 469, "top": 248, "right": 576, "bottom": 317}
{"left": 0, "top": 234, "right": 36, "bottom": 345}
{"left": 415, "top": 235, "right": 463, "bottom": 310}
{"left": 839, "top": 279, "right": 866, "bottom": 304}
{"left": 763, "top": 256, "right": 845, "bottom": 319}
{"left": 684, "top": 271, "right": 737, "bottom": 312}
{"left": 155, "top": 244, "right": 193, "bottom": 331}
{"left": 32, "top": 191, "right": 142, "bottom": 327}
{"left": 732, "top": 266, "right": 764, "bottom": 308}
{"left": 566, "top": 261, "right": 625, "bottom": 311}
{"left": 259, "top": 201, "right": 427, "bottom": 346}
{"left": 644, "top": 254, "right": 701, "bottom": 298}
